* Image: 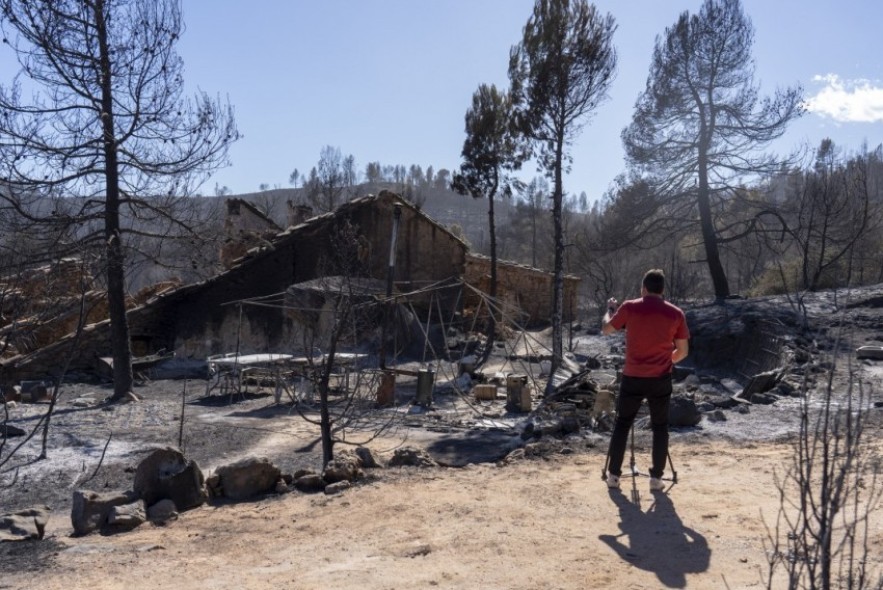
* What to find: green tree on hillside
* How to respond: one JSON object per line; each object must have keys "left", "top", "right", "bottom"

{"left": 452, "top": 84, "right": 525, "bottom": 364}
{"left": 509, "top": 0, "right": 617, "bottom": 385}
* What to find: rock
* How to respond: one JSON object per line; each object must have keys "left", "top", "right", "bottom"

{"left": 322, "top": 452, "right": 363, "bottom": 484}
{"left": 274, "top": 479, "right": 290, "bottom": 494}
{"left": 205, "top": 473, "right": 221, "bottom": 498}
{"left": 749, "top": 392, "right": 778, "bottom": 405}
{"left": 1, "top": 423, "right": 26, "bottom": 438}
{"left": 699, "top": 383, "right": 723, "bottom": 396}
{"left": 387, "top": 447, "right": 438, "bottom": 468}
{"left": 720, "top": 379, "right": 742, "bottom": 395}
{"left": 324, "top": 481, "right": 352, "bottom": 495}
{"left": 734, "top": 404, "right": 750, "bottom": 414}
{"left": 133, "top": 447, "right": 207, "bottom": 510}
{"left": 714, "top": 396, "right": 742, "bottom": 409}
{"left": 669, "top": 396, "right": 702, "bottom": 427}
{"left": 0, "top": 506, "right": 50, "bottom": 541}
{"left": 775, "top": 380, "right": 799, "bottom": 397}
{"left": 71, "top": 489, "right": 139, "bottom": 536}
{"left": 293, "top": 473, "right": 326, "bottom": 493}
{"left": 146, "top": 499, "right": 178, "bottom": 524}
{"left": 707, "top": 410, "right": 727, "bottom": 422}
{"left": 107, "top": 501, "right": 147, "bottom": 531}
{"left": 856, "top": 345, "right": 883, "bottom": 360}
{"left": 355, "top": 446, "right": 382, "bottom": 468}
{"left": 213, "top": 457, "right": 281, "bottom": 501}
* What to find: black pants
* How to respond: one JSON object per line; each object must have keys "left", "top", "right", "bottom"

{"left": 606, "top": 374, "right": 672, "bottom": 479}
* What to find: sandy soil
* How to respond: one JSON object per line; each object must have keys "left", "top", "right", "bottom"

{"left": 2, "top": 438, "right": 832, "bottom": 590}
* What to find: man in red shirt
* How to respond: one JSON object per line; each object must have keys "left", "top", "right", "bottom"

{"left": 601, "top": 269, "right": 690, "bottom": 491}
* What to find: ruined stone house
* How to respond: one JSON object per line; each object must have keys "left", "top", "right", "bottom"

{"left": 1, "top": 192, "right": 467, "bottom": 380}
{"left": 1, "top": 191, "right": 580, "bottom": 382}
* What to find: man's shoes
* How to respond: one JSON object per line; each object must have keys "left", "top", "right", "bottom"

{"left": 606, "top": 474, "right": 620, "bottom": 489}
{"left": 649, "top": 477, "right": 665, "bottom": 491}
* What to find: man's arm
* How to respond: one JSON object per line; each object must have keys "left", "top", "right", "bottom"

{"left": 672, "top": 338, "right": 689, "bottom": 364}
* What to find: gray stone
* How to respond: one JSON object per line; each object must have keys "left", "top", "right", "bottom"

{"left": 322, "top": 452, "right": 363, "bottom": 484}
{"left": 387, "top": 447, "right": 438, "bottom": 468}
{"left": 133, "top": 447, "right": 207, "bottom": 510}
{"left": 324, "top": 480, "right": 352, "bottom": 495}
{"left": 214, "top": 457, "right": 281, "bottom": 501}
{"left": 0, "top": 506, "right": 50, "bottom": 541}
{"left": 355, "top": 446, "right": 382, "bottom": 469}
{"left": 108, "top": 501, "right": 147, "bottom": 530}
{"left": 776, "top": 380, "right": 799, "bottom": 397}
{"left": 293, "top": 473, "right": 326, "bottom": 493}
{"left": 669, "top": 396, "right": 702, "bottom": 427}
{"left": 706, "top": 410, "right": 727, "bottom": 422}
{"left": 856, "top": 346, "right": 883, "bottom": 360}
{"left": 749, "top": 392, "right": 778, "bottom": 405}
{"left": 71, "top": 489, "right": 139, "bottom": 536}
{"left": 720, "top": 379, "right": 742, "bottom": 395}
{"left": 1, "top": 423, "right": 26, "bottom": 438}
{"left": 146, "top": 499, "right": 178, "bottom": 524}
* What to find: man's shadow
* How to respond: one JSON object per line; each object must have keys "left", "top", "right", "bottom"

{"left": 599, "top": 483, "right": 711, "bottom": 588}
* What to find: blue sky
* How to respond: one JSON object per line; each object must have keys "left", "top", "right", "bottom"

{"left": 4, "top": 1, "right": 883, "bottom": 203}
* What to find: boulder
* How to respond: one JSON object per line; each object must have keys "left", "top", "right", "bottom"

{"left": 669, "top": 396, "right": 702, "bottom": 427}
{"left": 706, "top": 410, "right": 727, "bottom": 422}
{"left": 856, "top": 346, "right": 883, "bottom": 360}
{"left": 322, "top": 452, "right": 363, "bottom": 484}
{"left": 749, "top": 392, "right": 778, "bottom": 405}
{"left": 133, "top": 447, "right": 207, "bottom": 510}
{"left": 107, "top": 500, "right": 147, "bottom": 531}
{"left": 324, "top": 481, "right": 352, "bottom": 495}
{"left": 1, "top": 423, "right": 26, "bottom": 438}
{"left": 293, "top": 473, "right": 326, "bottom": 493}
{"left": 213, "top": 457, "right": 281, "bottom": 501}
{"left": 0, "top": 506, "right": 50, "bottom": 541}
{"left": 146, "top": 499, "right": 178, "bottom": 524}
{"left": 387, "top": 447, "right": 438, "bottom": 468}
{"left": 355, "top": 446, "right": 382, "bottom": 469}
{"left": 71, "top": 489, "right": 139, "bottom": 536}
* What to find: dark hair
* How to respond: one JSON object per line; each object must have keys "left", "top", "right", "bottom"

{"left": 642, "top": 269, "right": 665, "bottom": 294}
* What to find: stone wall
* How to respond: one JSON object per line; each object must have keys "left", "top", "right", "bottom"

{"left": 464, "top": 255, "right": 580, "bottom": 327}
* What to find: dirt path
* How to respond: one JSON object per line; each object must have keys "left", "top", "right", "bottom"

{"left": 9, "top": 439, "right": 875, "bottom": 590}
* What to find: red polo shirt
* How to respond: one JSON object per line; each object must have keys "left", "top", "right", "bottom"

{"left": 609, "top": 295, "right": 689, "bottom": 378}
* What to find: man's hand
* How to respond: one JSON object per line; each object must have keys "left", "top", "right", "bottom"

{"left": 601, "top": 298, "right": 619, "bottom": 335}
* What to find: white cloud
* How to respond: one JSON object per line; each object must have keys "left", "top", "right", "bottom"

{"left": 804, "top": 74, "right": 883, "bottom": 123}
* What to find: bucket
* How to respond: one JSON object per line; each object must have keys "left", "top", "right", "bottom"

{"left": 415, "top": 369, "right": 435, "bottom": 406}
